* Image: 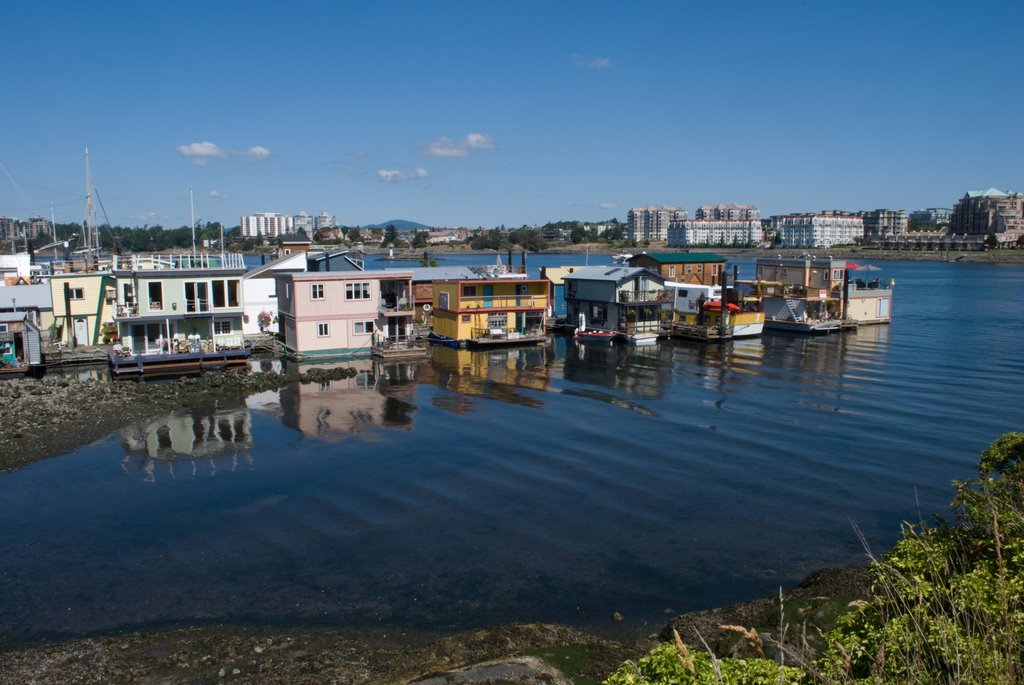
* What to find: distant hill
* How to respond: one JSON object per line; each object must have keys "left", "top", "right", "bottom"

{"left": 363, "top": 219, "right": 431, "bottom": 231}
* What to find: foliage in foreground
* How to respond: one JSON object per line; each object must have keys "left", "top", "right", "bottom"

{"left": 605, "top": 432, "right": 1024, "bottom": 685}
{"left": 605, "top": 642, "right": 806, "bottom": 685}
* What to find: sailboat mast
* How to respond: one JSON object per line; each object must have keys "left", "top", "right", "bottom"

{"left": 84, "top": 146, "right": 95, "bottom": 257}
{"left": 189, "top": 186, "right": 197, "bottom": 259}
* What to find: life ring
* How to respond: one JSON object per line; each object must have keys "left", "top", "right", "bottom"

{"left": 422, "top": 303, "right": 432, "bottom": 312}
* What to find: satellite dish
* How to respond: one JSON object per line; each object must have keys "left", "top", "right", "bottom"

{"left": 422, "top": 303, "right": 432, "bottom": 312}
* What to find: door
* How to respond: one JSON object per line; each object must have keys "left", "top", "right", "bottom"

{"left": 74, "top": 318, "right": 89, "bottom": 346}
{"left": 483, "top": 285, "right": 493, "bottom": 308}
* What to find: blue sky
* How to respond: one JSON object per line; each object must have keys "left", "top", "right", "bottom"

{"left": 1, "top": 1, "right": 1021, "bottom": 229}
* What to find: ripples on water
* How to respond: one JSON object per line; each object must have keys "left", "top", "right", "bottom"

{"left": 1, "top": 259, "right": 1022, "bottom": 643}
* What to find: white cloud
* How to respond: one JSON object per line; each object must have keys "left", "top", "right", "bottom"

{"left": 177, "top": 141, "right": 272, "bottom": 165}
{"left": 571, "top": 53, "right": 612, "bottom": 70}
{"left": 378, "top": 168, "right": 429, "bottom": 183}
{"left": 424, "top": 133, "right": 496, "bottom": 158}
{"left": 209, "top": 190, "right": 229, "bottom": 200}
{"left": 599, "top": 203, "right": 618, "bottom": 210}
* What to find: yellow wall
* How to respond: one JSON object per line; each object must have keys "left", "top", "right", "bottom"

{"left": 433, "top": 280, "right": 548, "bottom": 340}
{"left": 44, "top": 273, "right": 116, "bottom": 344}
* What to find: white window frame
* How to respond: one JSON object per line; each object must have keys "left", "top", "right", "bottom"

{"left": 316, "top": 322, "right": 330, "bottom": 337}
{"left": 353, "top": 320, "right": 375, "bottom": 335}
{"left": 213, "top": 319, "right": 232, "bottom": 335}
{"left": 310, "top": 283, "right": 325, "bottom": 300}
{"left": 69, "top": 288, "right": 85, "bottom": 300}
{"left": 345, "top": 281, "right": 371, "bottom": 301}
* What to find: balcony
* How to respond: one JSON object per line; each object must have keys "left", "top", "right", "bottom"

{"left": 378, "top": 298, "right": 414, "bottom": 316}
{"left": 457, "top": 295, "right": 545, "bottom": 310}
{"left": 617, "top": 289, "right": 667, "bottom": 304}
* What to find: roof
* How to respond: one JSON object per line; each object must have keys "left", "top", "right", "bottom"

{"left": 277, "top": 231, "right": 312, "bottom": 244}
{"left": 0, "top": 311, "right": 32, "bottom": 323}
{"left": 629, "top": 252, "right": 726, "bottom": 264}
{"left": 0, "top": 284, "right": 52, "bottom": 310}
{"left": 243, "top": 251, "right": 308, "bottom": 279}
{"left": 407, "top": 266, "right": 481, "bottom": 282}
{"left": 562, "top": 265, "right": 664, "bottom": 285}
{"left": 278, "top": 269, "right": 412, "bottom": 281}
{"left": 966, "top": 188, "right": 1009, "bottom": 198}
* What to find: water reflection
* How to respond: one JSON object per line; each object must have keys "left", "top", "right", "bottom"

{"left": 557, "top": 337, "right": 671, "bottom": 398}
{"left": 275, "top": 358, "right": 421, "bottom": 442}
{"left": 119, "top": 403, "right": 254, "bottom": 481}
{"left": 424, "top": 345, "right": 550, "bottom": 413}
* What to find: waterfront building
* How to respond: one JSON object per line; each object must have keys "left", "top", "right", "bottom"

{"left": 627, "top": 206, "right": 687, "bottom": 242}
{"left": 241, "top": 251, "right": 308, "bottom": 336}
{"left": 26, "top": 217, "right": 53, "bottom": 240}
{"left": 293, "top": 211, "right": 314, "bottom": 233}
{"left": 563, "top": 266, "right": 666, "bottom": 336}
{"left": 0, "top": 311, "right": 43, "bottom": 372}
{"left": 769, "top": 212, "right": 864, "bottom": 248}
{"left": 276, "top": 232, "right": 312, "bottom": 256}
{"left": 241, "top": 212, "right": 293, "bottom": 239}
{"left": 111, "top": 253, "right": 248, "bottom": 357}
{"left": 949, "top": 188, "right": 1024, "bottom": 246}
{"left": 694, "top": 203, "right": 760, "bottom": 221}
{"left": 748, "top": 256, "right": 893, "bottom": 332}
{"left": 314, "top": 211, "right": 336, "bottom": 232}
{"left": 431, "top": 276, "right": 548, "bottom": 347}
{"left": 275, "top": 270, "right": 420, "bottom": 358}
{"left": 43, "top": 272, "right": 117, "bottom": 346}
{"left": 627, "top": 252, "right": 726, "bottom": 285}
{"left": 667, "top": 219, "right": 763, "bottom": 247}
{"left": 909, "top": 208, "right": 952, "bottom": 226}
{"left": 306, "top": 249, "right": 365, "bottom": 273}
{"left": 861, "top": 209, "right": 908, "bottom": 238}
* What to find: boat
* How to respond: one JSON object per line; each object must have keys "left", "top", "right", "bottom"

{"left": 621, "top": 332, "right": 659, "bottom": 346}
{"left": 575, "top": 328, "right": 615, "bottom": 344}
{"left": 426, "top": 330, "right": 460, "bottom": 348}
{"left": 611, "top": 253, "right": 633, "bottom": 263}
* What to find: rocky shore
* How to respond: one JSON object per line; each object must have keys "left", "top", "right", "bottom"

{"left": 0, "top": 566, "right": 870, "bottom": 684}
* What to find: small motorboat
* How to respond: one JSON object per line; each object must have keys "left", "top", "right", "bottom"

{"left": 575, "top": 328, "right": 615, "bottom": 344}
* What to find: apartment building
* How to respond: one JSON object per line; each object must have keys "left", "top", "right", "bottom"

{"left": 627, "top": 206, "right": 687, "bottom": 242}
{"left": 293, "top": 210, "right": 314, "bottom": 233}
{"left": 861, "top": 209, "right": 908, "bottom": 238}
{"left": 909, "top": 208, "right": 952, "bottom": 226}
{"left": 668, "top": 219, "right": 763, "bottom": 247}
{"left": 694, "top": 203, "right": 760, "bottom": 221}
{"left": 949, "top": 188, "right": 1024, "bottom": 245}
{"left": 241, "top": 212, "right": 294, "bottom": 239}
{"left": 770, "top": 212, "right": 864, "bottom": 248}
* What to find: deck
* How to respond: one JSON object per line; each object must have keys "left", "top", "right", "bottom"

{"left": 109, "top": 348, "right": 252, "bottom": 376}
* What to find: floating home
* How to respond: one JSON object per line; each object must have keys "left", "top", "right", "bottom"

{"left": 430, "top": 273, "right": 549, "bottom": 348}
{"left": 562, "top": 266, "right": 667, "bottom": 344}
{"left": 109, "top": 254, "right": 251, "bottom": 375}
{"left": 667, "top": 282, "right": 764, "bottom": 341}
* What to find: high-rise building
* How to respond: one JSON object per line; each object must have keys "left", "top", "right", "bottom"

{"left": 241, "top": 212, "right": 293, "bottom": 239}
{"left": 0, "top": 217, "right": 17, "bottom": 240}
{"left": 293, "top": 210, "right": 314, "bottom": 233}
{"left": 694, "top": 203, "right": 760, "bottom": 221}
{"left": 861, "top": 209, "right": 907, "bottom": 238}
{"left": 315, "top": 211, "right": 336, "bottom": 231}
{"left": 949, "top": 189, "right": 1024, "bottom": 245}
{"left": 627, "top": 205, "right": 687, "bottom": 242}
{"left": 769, "top": 212, "right": 864, "bottom": 248}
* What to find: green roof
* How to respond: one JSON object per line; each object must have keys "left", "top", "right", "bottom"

{"left": 630, "top": 252, "right": 726, "bottom": 264}
{"left": 966, "top": 188, "right": 1009, "bottom": 198}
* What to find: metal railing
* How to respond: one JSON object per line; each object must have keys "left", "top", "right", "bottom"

{"left": 617, "top": 289, "right": 667, "bottom": 303}
{"left": 458, "top": 295, "right": 545, "bottom": 309}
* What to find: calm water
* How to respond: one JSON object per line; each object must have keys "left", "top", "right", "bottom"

{"left": 1, "top": 256, "right": 1022, "bottom": 645}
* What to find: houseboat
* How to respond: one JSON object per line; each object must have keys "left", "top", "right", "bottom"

{"left": 430, "top": 272, "right": 548, "bottom": 348}
{"left": 0, "top": 311, "right": 43, "bottom": 377}
{"left": 667, "top": 283, "right": 764, "bottom": 341}
{"left": 744, "top": 256, "right": 856, "bottom": 334}
{"left": 109, "top": 253, "right": 252, "bottom": 375}
{"left": 274, "top": 269, "right": 426, "bottom": 360}
{"left": 562, "top": 266, "right": 668, "bottom": 344}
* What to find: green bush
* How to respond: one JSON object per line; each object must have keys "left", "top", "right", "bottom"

{"left": 604, "top": 642, "right": 807, "bottom": 685}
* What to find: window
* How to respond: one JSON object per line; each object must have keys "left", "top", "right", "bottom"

{"left": 69, "top": 288, "right": 85, "bottom": 300}
{"left": 353, "top": 320, "right": 375, "bottom": 334}
{"left": 213, "top": 320, "right": 232, "bottom": 335}
{"left": 317, "top": 322, "right": 330, "bottom": 337}
{"left": 345, "top": 282, "right": 371, "bottom": 300}
{"left": 310, "top": 283, "right": 325, "bottom": 300}
{"left": 516, "top": 284, "right": 529, "bottom": 294}
{"left": 669, "top": 266, "right": 676, "bottom": 277}
{"left": 487, "top": 313, "right": 507, "bottom": 329}
{"left": 148, "top": 282, "right": 163, "bottom": 310}
{"left": 184, "top": 281, "right": 210, "bottom": 312}
{"left": 212, "top": 279, "right": 240, "bottom": 308}
{"left": 0, "top": 324, "right": 7, "bottom": 332}
{"left": 462, "top": 285, "right": 477, "bottom": 297}
{"left": 439, "top": 292, "right": 450, "bottom": 310}
{"left": 461, "top": 314, "right": 471, "bottom": 322}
